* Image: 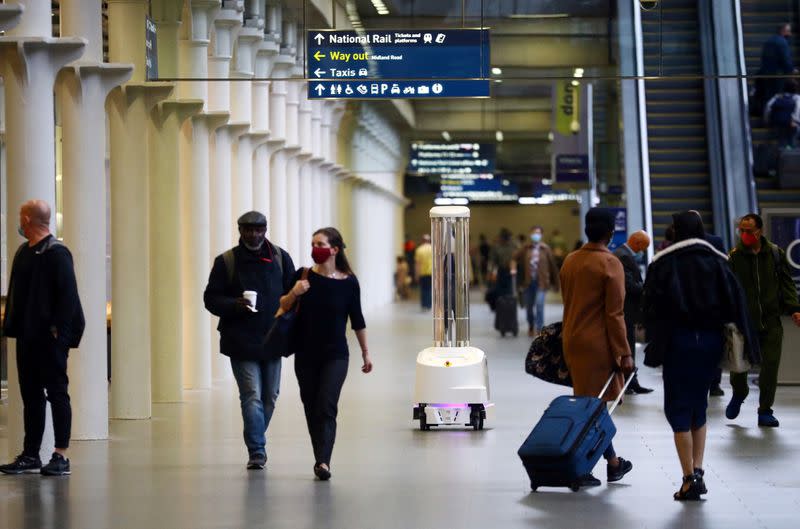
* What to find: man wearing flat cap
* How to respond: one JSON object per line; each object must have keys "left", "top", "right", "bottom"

{"left": 204, "top": 211, "right": 295, "bottom": 470}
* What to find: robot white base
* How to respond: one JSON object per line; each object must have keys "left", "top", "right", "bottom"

{"left": 413, "top": 346, "right": 493, "bottom": 431}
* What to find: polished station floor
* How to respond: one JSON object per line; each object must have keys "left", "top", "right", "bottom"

{"left": 1, "top": 299, "right": 799, "bottom": 529}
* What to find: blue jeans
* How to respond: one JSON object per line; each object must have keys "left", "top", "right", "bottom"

{"left": 230, "top": 357, "right": 282, "bottom": 457}
{"left": 524, "top": 282, "right": 546, "bottom": 332}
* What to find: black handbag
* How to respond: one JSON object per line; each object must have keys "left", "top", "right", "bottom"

{"left": 643, "top": 341, "right": 665, "bottom": 368}
{"left": 263, "top": 267, "right": 308, "bottom": 358}
{"left": 524, "top": 322, "right": 572, "bottom": 387}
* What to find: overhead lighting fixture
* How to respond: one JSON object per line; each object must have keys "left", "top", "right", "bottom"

{"left": 547, "top": 132, "right": 554, "bottom": 142}
{"left": 442, "top": 131, "right": 452, "bottom": 141}
{"left": 509, "top": 14, "right": 569, "bottom": 19}
{"left": 371, "top": 0, "right": 390, "bottom": 15}
{"left": 571, "top": 80, "right": 580, "bottom": 87}
{"left": 574, "top": 67, "right": 584, "bottom": 78}
{"left": 495, "top": 130, "right": 504, "bottom": 142}
{"left": 491, "top": 67, "right": 502, "bottom": 75}
{"left": 435, "top": 197, "right": 469, "bottom": 206}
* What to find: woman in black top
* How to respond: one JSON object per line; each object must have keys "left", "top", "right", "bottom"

{"left": 280, "top": 227, "right": 371, "bottom": 481}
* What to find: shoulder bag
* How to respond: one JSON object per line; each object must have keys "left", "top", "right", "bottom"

{"left": 263, "top": 267, "right": 309, "bottom": 358}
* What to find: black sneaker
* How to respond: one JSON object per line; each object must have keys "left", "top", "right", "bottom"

{"left": 247, "top": 453, "right": 267, "bottom": 470}
{"left": 0, "top": 453, "right": 42, "bottom": 475}
{"left": 607, "top": 457, "right": 633, "bottom": 482}
{"left": 709, "top": 385, "right": 725, "bottom": 397}
{"left": 40, "top": 453, "right": 70, "bottom": 476}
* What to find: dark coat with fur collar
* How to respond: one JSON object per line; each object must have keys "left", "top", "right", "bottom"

{"left": 641, "top": 238, "right": 760, "bottom": 364}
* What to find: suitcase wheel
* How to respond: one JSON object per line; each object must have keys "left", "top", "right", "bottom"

{"left": 530, "top": 482, "right": 539, "bottom": 492}
{"left": 500, "top": 331, "right": 506, "bottom": 337}
{"left": 570, "top": 482, "right": 581, "bottom": 492}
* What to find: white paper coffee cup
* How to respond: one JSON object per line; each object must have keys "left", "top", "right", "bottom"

{"left": 243, "top": 290, "right": 257, "bottom": 309}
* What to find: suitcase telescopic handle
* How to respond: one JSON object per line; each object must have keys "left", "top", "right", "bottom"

{"left": 598, "top": 368, "right": 638, "bottom": 416}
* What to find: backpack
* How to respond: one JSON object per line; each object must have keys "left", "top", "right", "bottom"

{"left": 769, "top": 94, "right": 796, "bottom": 128}
{"left": 222, "top": 243, "right": 284, "bottom": 287}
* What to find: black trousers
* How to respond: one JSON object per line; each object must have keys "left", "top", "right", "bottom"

{"left": 624, "top": 317, "right": 640, "bottom": 384}
{"left": 17, "top": 335, "right": 72, "bottom": 455}
{"left": 294, "top": 357, "right": 349, "bottom": 466}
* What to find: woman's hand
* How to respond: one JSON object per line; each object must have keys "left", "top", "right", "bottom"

{"left": 292, "top": 279, "right": 310, "bottom": 297}
{"left": 361, "top": 352, "right": 373, "bottom": 374}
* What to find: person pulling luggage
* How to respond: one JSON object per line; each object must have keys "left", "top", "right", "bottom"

{"left": 559, "top": 208, "right": 635, "bottom": 486}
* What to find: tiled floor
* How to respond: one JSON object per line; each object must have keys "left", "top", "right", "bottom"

{"left": 1, "top": 299, "right": 799, "bottom": 529}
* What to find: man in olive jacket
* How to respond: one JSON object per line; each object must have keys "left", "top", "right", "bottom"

{"left": 726, "top": 214, "right": 800, "bottom": 427}
{"left": 512, "top": 226, "right": 559, "bottom": 337}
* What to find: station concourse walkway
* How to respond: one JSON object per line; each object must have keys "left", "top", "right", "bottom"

{"left": 1, "top": 299, "right": 799, "bottom": 529}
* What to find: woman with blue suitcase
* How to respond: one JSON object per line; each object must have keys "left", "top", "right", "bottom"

{"left": 642, "top": 212, "right": 757, "bottom": 500}
{"left": 559, "top": 208, "right": 636, "bottom": 487}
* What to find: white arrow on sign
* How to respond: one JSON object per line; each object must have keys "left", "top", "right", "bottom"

{"left": 314, "top": 33, "right": 325, "bottom": 45}
{"left": 314, "top": 84, "right": 326, "bottom": 96}
{"left": 314, "top": 68, "right": 325, "bottom": 78}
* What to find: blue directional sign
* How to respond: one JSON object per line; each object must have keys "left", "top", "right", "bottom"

{"left": 309, "top": 79, "right": 489, "bottom": 99}
{"left": 438, "top": 175, "right": 519, "bottom": 203}
{"left": 407, "top": 142, "right": 495, "bottom": 175}
{"left": 307, "top": 29, "right": 490, "bottom": 99}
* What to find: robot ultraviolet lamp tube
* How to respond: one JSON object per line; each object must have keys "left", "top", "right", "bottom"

{"left": 413, "top": 206, "right": 493, "bottom": 431}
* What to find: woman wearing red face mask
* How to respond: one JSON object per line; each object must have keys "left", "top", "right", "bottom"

{"left": 279, "top": 227, "right": 372, "bottom": 481}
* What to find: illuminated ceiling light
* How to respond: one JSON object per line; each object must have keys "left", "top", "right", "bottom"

{"left": 371, "top": 0, "right": 390, "bottom": 15}
{"left": 509, "top": 13, "right": 569, "bottom": 19}
{"left": 574, "top": 67, "right": 584, "bottom": 78}
{"left": 491, "top": 67, "right": 502, "bottom": 75}
{"left": 495, "top": 130, "right": 504, "bottom": 142}
{"left": 547, "top": 132, "right": 554, "bottom": 141}
{"left": 571, "top": 80, "right": 579, "bottom": 87}
{"left": 442, "top": 131, "right": 452, "bottom": 141}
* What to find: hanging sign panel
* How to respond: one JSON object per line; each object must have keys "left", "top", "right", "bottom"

{"left": 145, "top": 16, "right": 158, "bottom": 81}
{"left": 407, "top": 142, "right": 496, "bottom": 175}
{"left": 307, "top": 29, "right": 490, "bottom": 99}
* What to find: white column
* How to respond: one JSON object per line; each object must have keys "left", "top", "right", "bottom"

{"left": 0, "top": 1, "right": 85, "bottom": 458}
{"left": 57, "top": 0, "right": 133, "bottom": 440}
{"left": 107, "top": 0, "right": 173, "bottom": 419}
{"left": 267, "top": 54, "right": 294, "bottom": 250}
{"left": 178, "top": 0, "right": 226, "bottom": 391}
{"left": 252, "top": 40, "right": 279, "bottom": 215}
{"left": 284, "top": 77, "right": 306, "bottom": 259}
{"left": 207, "top": 6, "right": 239, "bottom": 381}
{"left": 230, "top": 26, "right": 264, "bottom": 238}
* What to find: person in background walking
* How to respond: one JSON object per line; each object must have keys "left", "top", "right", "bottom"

{"left": 641, "top": 211, "right": 756, "bottom": 500}
{"left": 415, "top": 234, "right": 433, "bottom": 311}
{"left": 282, "top": 227, "right": 372, "bottom": 481}
{"left": 488, "top": 228, "right": 517, "bottom": 297}
{"left": 478, "top": 233, "right": 491, "bottom": 283}
{"left": 513, "top": 226, "right": 559, "bottom": 337}
{"left": 763, "top": 78, "right": 800, "bottom": 148}
{"left": 613, "top": 230, "right": 653, "bottom": 395}
{"left": 395, "top": 256, "right": 410, "bottom": 300}
{"left": 726, "top": 213, "right": 800, "bottom": 427}
{"left": 757, "top": 23, "right": 796, "bottom": 107}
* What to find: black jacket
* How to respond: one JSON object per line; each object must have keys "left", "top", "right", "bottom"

{"left": 612, "top": 245, "right": 644, "bottom": 324}
{"left": 2, "top": 236, "right": 85, "bottom": 349}
{"left": 203, "top": 240, "right": 295, "bottom": 361}
{"left": 642, "top": 238, "right": 760, "bottom": 364}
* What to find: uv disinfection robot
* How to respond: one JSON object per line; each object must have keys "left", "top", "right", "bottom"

{"left": 413, "top": 206, "right": 492, "bottom": 431}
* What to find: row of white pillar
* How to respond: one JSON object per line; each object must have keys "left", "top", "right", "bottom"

{"left": 1, "top": 0, "right": 407, "bottom": 459}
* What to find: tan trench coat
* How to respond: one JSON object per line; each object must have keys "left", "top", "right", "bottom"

{"left": 559, "top": 243, "right": 632, "bottom": 402}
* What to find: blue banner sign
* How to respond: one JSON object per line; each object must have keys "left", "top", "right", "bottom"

{"left": 145, "top": 16, "right": 158, "bottom": 81}
{"left": 607, "top": 208, "right": 628, "bottom": 252}
{"left": 438, "top": 175, "right": 519, "bottom": 203}
{"left": 554, "top": 154, "right": 590, "bottom": 186}
{"left": 307, "top": 29, "right": 490, "bottom": 80}
{"left": 308, "top": 79, "right": 489, "bottom": 100}
{"left": 407, "top": 142, "right": 495, "bottom": 175}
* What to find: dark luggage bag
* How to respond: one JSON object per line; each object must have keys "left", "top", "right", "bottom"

{"left": 754, "top": 143, "right": 779, "bottom": 178}
{"left": 518, "top": 372, "right": 634, "bottom": 492}
{"left": 494, "top": 275, "right": 518, "bottom": 336}
{"left": 778, "top": 148, "right": 800, "bottom": 188}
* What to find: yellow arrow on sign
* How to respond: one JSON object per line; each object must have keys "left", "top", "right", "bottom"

{"left": 314, "top": 51, "right": 326, "bottom": 61}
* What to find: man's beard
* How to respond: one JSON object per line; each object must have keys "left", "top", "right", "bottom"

{"left": 244, "top": 240, "right": 265, "bottom": 251}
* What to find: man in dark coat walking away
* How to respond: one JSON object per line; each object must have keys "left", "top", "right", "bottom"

{"left": 204, "top": 211, "right": 295, "bottom": 469}
{"left": 1, "top": 200, "right": 85, "bottom": 476}
{"left": 757, "top": 23, "right": 796, "bottom": 108}
{"left": 613, "top": 230, "right": 653, "bottom": 394}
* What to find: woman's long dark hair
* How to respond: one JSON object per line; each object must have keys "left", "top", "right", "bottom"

{"left": 314, "top": 227, "right": 354, "bottom": 275}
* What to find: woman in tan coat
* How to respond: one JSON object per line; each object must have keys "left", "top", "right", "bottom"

{"left": 560, "top": 208, "right": 635, "bottom": 487}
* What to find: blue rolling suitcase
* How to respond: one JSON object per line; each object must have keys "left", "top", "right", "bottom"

{"left": 518, "top": 372, "right": 634, "bottom": 492}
